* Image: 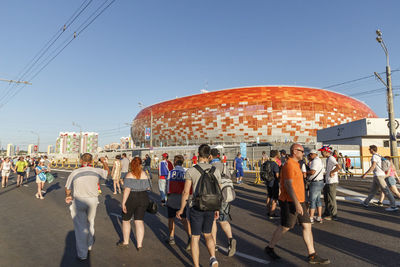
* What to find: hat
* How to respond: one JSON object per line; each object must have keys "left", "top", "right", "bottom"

{"left": 309, "top": 149, "right": 318, "bottom": 155}
{"left": 318, "top": 146, "right": 332, "bottom": 153}
{"left": 162, "top": 153, "right": 168, "bottom": 158}
{"left": 40, "top": 159, "right": 45, "bottom": 163}
{"left": 279, "top": 149, "right": 286, "bottom": 154}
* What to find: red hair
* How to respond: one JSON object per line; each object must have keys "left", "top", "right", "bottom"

{"left": 130, "top": 157, "right": 142, "bottom": 179}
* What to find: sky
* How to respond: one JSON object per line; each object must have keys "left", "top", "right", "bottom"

{"left": 0, "top": 0, "right": 400, "bottom": 150}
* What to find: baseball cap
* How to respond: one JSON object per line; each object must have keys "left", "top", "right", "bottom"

{"left": 279, "top": 149, "right": 286, "bottom": 154}
{"left": 318, "top": 146, "right": 332, "bottom": 153}
{"left": 309, "top": 149, "right": 318, "bottom": 154}
{"left": 162, "top": 153, "right": 168, "bottom": 158}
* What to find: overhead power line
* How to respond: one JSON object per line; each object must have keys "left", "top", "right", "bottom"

{"left": 0, "top": 0, "right": 116, "bottom": 109}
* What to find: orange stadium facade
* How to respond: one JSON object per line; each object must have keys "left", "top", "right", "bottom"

{"left": 131, "top": 86, "right": 377, "bottom": 146}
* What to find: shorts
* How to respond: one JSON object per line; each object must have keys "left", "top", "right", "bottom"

{"left": 266, "top": 180, "right": 279, "bottom": 200}
{"left": 121, "top": 172, "right": 128, "bottom": 180}
{"left": 167, "top": 206, "right": 187, "bottom": 219}
{"left": 385, "top": 176, "right": 397, "bottom": 187}
{"left": 1, "top": 170, "right": 10, "bottom": 177}
{"left": 189, "top": 207, "right": 215, "bottom": 235}
{"left": 36, "top": 175, "right": 45, "bottom": 183}
{"left": 26, "top": 167, "right": 31, "bottom": 173}
{"left": 122, "top": 191, "right": 149, "bottom": 221}
{"left": 236, "top": 168, "right": 244, "bottom": 177}
{"left": 279, "top": 200, "right": 311, "bottom": 229}
{"left": 17, "top": 171, "right": 25, "bottom": 176}
{"left": 218, "top": 202, "right": 231, "bottom": 222}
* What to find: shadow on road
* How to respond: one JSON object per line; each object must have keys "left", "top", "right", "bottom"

{"left": 60, "top": 231, "right": 91, "bottom": 267}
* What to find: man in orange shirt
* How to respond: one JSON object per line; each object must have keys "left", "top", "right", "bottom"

{"left": 265, "top": 144, "right": 330, "bottom": 265}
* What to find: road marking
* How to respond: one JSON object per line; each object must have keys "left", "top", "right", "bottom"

{"left": 217, "top": 246, "right": 269, "bottom": 265}
{"left": 336, "top": 186, "right": 400, "bottom": 206}
{"left": 108, "top": 213, "right": 270, "bottom": 265}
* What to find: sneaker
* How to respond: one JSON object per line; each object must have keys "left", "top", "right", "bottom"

{"left": 215, "top": 243, "right": 219, "bottom": 252}
{"left": 269, "top": 214, "right": 280, "bottom": 219}
{"left": 210, "top": 256, "right": 219, "bottom": 267}
{"left": 332, "top": 216, "right": 338, "bottom": 221}
{"left": 310, "top": 217, "right": 314, "bottom": 224}
{"left": 372, "top": 201, "right": 383, "bottom": 207}
{"left": 323, "top": 216, "right": 332, "bottom": 221}
{"left": 315, "top": 217, "right": 322, "bottom": 223}
{"left": 362, "top": 202, "right": 369, "bottom": 208}
{"left": 166, "top": 237, "right": 175, "bottom": 245}
{"left": 116, "top": 242, "right": 129, "bottom": 249}
{"left": 385, "top": 206, "right": 399, "bottom": 212}
{"left": 308, "top": 253, "right": 330, "bottom": 264}
{"left": 228, "top": 239, "right": 237, "bottom": 257}
{"left": 264, "top": 246, "right": 281, "bottom": 260}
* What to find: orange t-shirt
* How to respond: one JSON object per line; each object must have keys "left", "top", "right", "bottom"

{"left": 279, "top": 157, "right": 305, "bottom": 203}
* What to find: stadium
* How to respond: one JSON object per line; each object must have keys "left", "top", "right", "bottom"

{"left": 131, "top": 86, "right": 377, "bottom": 147}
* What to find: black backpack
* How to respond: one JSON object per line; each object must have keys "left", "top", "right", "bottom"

{"left": 261, "top": 161, "right": 276, "bottom": 182}
{"left": 193, "top": 165, "right": 223, "bottom": 211}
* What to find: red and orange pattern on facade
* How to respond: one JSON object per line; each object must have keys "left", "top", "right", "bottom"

{"left": 132, "top": 86, "right": 377, "bottom": 146}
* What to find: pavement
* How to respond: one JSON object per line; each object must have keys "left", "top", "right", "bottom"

{"left": 0, "top": 170, "right": 398, "bottom": 267}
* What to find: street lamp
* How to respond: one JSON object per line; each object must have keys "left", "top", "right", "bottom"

{"left": 374, "top": 29, "right": 399, "bottom": 170}
{"left": 138, "top": 102, "right": 153, "bottom": 148}
{"left": 72, "top": 122, "right": 82, "bottom": 155}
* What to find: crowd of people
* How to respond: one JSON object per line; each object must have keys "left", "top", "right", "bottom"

{"left": 1, "top": 142, "right": 398, "bottom": 266}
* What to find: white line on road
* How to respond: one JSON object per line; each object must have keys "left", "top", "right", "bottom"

{"left": 109, "top": 213, "right": 270, "bottom": 265}
{"left": 336, "top": 186, "right": 400, "bottom": 206}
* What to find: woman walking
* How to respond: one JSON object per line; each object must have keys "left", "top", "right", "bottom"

{"left": 1, "top": 157, "right": 13, "bottom": 188}
{"left": 35, "top": 160, "right": 49, "bottom": 199}
{"left": 111, "top": 155, "right": 122, "bottom": 194}
{"left": 376, "top": 157, "right": 400, "bottom": 205}
{"left": 117, "top": 157, "right": 151, "bottom": 251}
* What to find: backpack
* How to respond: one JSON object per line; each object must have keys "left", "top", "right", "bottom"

{"left": 221, "top": 178, "right": 236, "bottom": 203}
{"left": 379, "top": 156, "right": 391, "bottom": 172}
{"left": 261, "top": 161, "right": 276, "bottom": 182}
{"left": 193, "top": 165, "right": 223, "bottom": 211}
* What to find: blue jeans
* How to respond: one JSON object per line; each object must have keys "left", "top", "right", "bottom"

{"left": 158, "top": 178, "right": 167, "bottom": 201}
{"left": 309, "top": 180, "right": 324, "bottom": 210}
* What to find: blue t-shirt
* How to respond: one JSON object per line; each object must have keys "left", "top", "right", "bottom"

{"left": 235, "top": 157, "right": 244, "bottom": 169}
{"left": 36, "top": 166, "right": 47, "bottom": 181}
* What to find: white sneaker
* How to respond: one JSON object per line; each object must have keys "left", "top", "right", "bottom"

{"left": 385, "top": 206, "right": 399, "bottom": 212}
{"left": 310, "top": 217, "right": 314, "bottom": 223}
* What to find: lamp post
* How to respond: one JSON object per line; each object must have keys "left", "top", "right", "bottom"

{"left": 374, "top": 29, "right": 399, "bottom": 170}
{"left": 138, "top": 102, "right": 153, "bottom": 148}
{"left": 31, "top": 131, "right": 40, "bottom": 154}
{"left": 72, "top": 122, "right": 82, "bottom": 155}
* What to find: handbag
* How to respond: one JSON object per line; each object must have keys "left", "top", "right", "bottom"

{"left": 46, "top": 172, "right": 55, "bottom": 183}
{"left": 146, "top": 178, "right": 158, "bottom": 214}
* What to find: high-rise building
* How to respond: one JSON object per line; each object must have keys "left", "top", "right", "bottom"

{"left": 6, "top": 144, "right": 15, "bottom": 157}
{"left": 47, "top": 145, "right": 54, "bottom": 154}
{"left": 55, "top": 132, "right": 98, "bottom": 154}
{"left": 27, "top": 144, "right": 34, "bottom": 155}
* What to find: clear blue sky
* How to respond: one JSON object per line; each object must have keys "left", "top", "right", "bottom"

{"left": 1, "top": 0, "right": 399, "bottom": 150}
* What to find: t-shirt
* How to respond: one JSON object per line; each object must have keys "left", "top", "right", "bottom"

{"left": 184, "top": 162, "right": 222, "bottom": 206}
{"left": 308, "top": 157, "right": 324, "bottom": 182}
{"left": 15, "top": 161, "right": 27, "bottom": 172}
{"left": 267, "top": 160, "right": 280, "bottom": 187}
{"left": 144, "top": 157, "right": 151, "bottom": 166}
{"left": 167, "top": 166, "right": 186, "bottom": 209}
{"left": 65, "top": 167, "right": 108, "bottom": 198}
{"left": 279, "top": 157, "right": 305, "bottom": 203}
{"left": 372, "top": 154, "right": 386, "bottom": 177}
{"left": 121, "top": 157, "right": 130, "bottom": 172}
{"left": 325, "top": 156, "right": 339, "bottom": 184}
{"left": 235, "top": 157, "right": 244, "bottom": 169}
{"left": 192, "top": 156, "right": 197, "bottom": 165}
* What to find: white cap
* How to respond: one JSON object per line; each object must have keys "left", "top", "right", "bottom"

{"left": 40, "top": 159, "right": 45, "bottom": 163}
{"left": 309, "top": 149, "right": 318, "bottom": 155}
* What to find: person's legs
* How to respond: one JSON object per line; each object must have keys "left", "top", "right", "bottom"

{"left": 134, "top": 220, "right": 145, "bottom": 248}
{"left": 211, "top": 220, "right": 217, "bottom": 243}
{"left": 268, "top": 225, "right": 290, "bottom": 248}
{"left": 379, "top": 192, "right": 385, "bottom": 203}
{"left": 376, "top": 176, "right": 396, "bottom": 207}
{"left": 390, "top": 185, "right": 400, "bottom": 198}
{"left": 301, "top": 223, "right": 316, "bottom": 255}
{"left": 86, "top": 198, "right": 98, "bottom": 249}
{"left": 219, "top": 221, "right": 233, "bottom": 239}
{"left": 330, "top": 184, "right": 337, "bottom": 217}
{"left": 158, "top": 179, "right": 166, "bottom": 202}
{"left": 70, "top": 199, "right": 89, "bottom": 259}
{"left": 121, "top": 220, "right": 131, "bottom": 244}
{"left": 168, "top": 218, "right": 175, "bottom": 238}
{"left": 204, "top": 233, "right": 216, "bottom": 258}
{"left": 323, "top": 184, "right": 329, "bottom": 216}
{"left": 2, "top": 175, "right": 5, "bottom": 187}
{"left": 113, "top": 180, "right": 117, "bottom": 194}
{"left": 37, "top": 182, "right": 43, "bottom": 198}
{"left": 182, "top": 218, "right": 191, "bottom": 238}
{"left": 364, "top": 177, "right": 379, "bottom": 205}
{"left": 191, "top": 235, "right": 200, "bottom": 267}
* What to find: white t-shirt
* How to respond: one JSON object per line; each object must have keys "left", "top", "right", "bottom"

{"left": 371, "top": 154, "right": 385, "bottom": 177}
{"left": 308, "top": 157, "right": 324, "bottom": 182}
{"left": 325, "top": 156, "right": 339, "bottom": 184}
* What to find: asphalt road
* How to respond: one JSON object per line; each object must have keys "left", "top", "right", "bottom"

{"left": 0, "top": 170, "right": 398, "bottom": 267}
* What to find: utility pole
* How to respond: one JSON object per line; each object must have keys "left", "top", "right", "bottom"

{"left": 150, "top": 109, "right": 153, "bottom": 148}
{"left": 375, "top": 29, "right": 399, "bottom": 170}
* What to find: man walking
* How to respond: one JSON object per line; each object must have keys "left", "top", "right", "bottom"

{"left": 143, "top": 154, "right": 152, "bottom": 179}
{"left": 65, "top": 153, "right": 110, "bottom": 261}
{"left": 210, "top": 148, "right": 237, "bottom": 257}
{"left": 120, "top": 153, "right": 130, "bottom": 184}
{"left": 361, "top": 145, "right": 398, "bottom": 211}
{"left": 265, "top": 144, "right": 330, "bottom": 264}
{"left": 15, "top": 156, "right": 28, "bottom": 187}
{"left": 159, "top": 153, "right": 173, "bottom": 206}
{"left": 264, "top": 150, "right": 281, "bottom": 219}
{"left": 319, "top": 146, "right": 340, "bottom": 221}
{"left": 177, "top": 144, "right": 222, "bottom": 267}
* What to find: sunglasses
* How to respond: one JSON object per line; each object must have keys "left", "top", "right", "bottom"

{"left": 295, "top": 149, "right": 304, "bottom": 153}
